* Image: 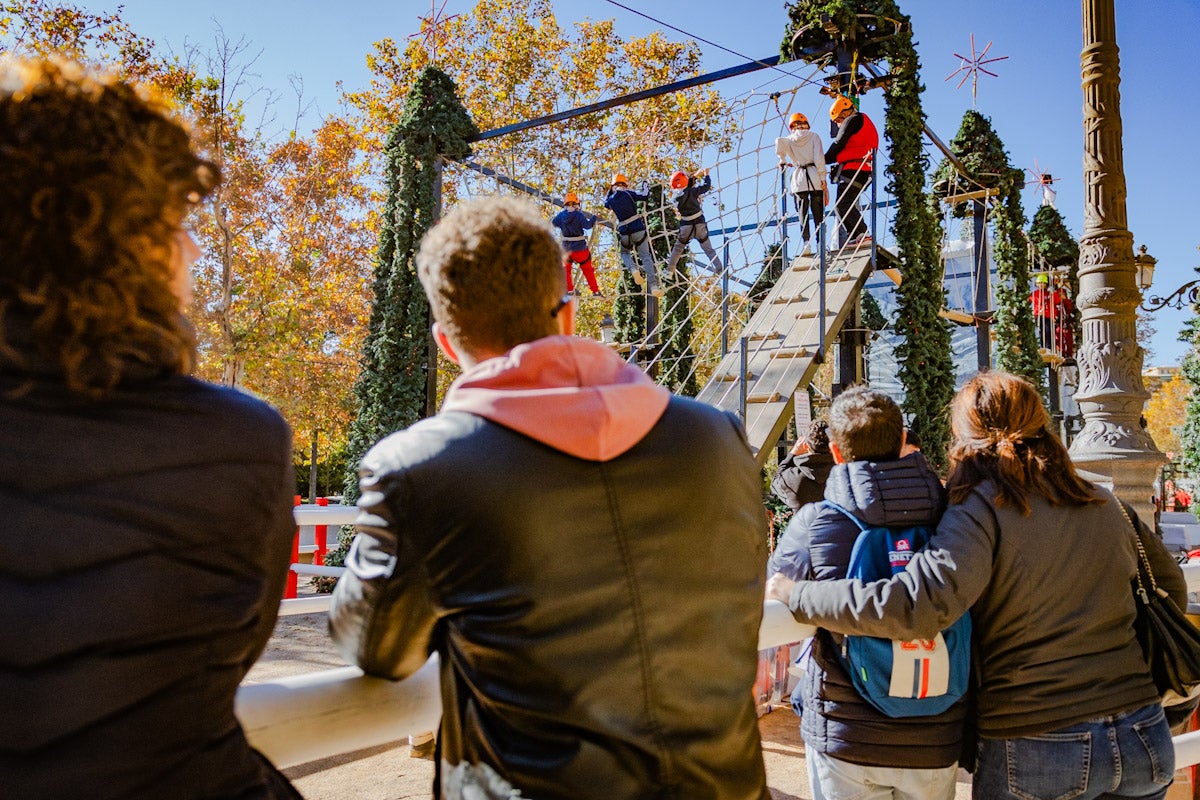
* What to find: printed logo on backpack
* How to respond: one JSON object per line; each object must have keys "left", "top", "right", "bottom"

{"left": 824, "top": 501, "right": 971, "bottom": 717}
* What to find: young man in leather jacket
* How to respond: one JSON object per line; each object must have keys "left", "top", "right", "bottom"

{"left": 330, "top": 196, "right": 771, "bottom": 800}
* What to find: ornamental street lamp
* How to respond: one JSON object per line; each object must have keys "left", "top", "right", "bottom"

{"left": 1137, "top": 245, "right": 1200, "bottom": 312}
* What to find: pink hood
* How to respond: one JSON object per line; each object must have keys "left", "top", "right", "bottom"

{"left": 440, "top": 335, "right": 671, "bottom": 462}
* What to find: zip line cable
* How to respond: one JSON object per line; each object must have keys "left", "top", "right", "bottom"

{"left": 599, "top": 0, "right": 822, "bottom": 88}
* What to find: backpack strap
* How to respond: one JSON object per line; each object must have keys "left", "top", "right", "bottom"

{"left": 822, "top": 500, "right": 871, "bottom": 532}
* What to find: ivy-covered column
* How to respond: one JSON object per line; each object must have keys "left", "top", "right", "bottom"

{"left": 1068, "top": 0, "right": 1163, "bottom": 521}
{"left": 341, "top": 67, "right": 478, "bottom": 503}
{"left": 932, "top": 110, "right": 1043, "bottom": 390}
{"left": 782, "top": 0, "right": 955, "bottom": 470}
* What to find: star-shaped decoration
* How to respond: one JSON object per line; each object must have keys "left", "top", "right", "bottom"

{"left": 408, "top": 0, "right": 461, "bottom": 65}
{"left": 1025, "top": 159, "right": 1059, "bottom": 208}
{"left": 945, "top": 34, "right": 1008, "bottom": 105}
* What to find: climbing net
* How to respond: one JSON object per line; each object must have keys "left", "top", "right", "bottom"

{"left": 440, "top": 61, "right": 899, "bottom": 397}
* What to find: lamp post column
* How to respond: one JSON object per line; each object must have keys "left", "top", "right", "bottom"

{"left": 1068, "top": 0, "right": 1164, "bottom": 521}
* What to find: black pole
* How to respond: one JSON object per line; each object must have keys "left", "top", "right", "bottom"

{"left": 973, "top": 198, "right": 991, "bottom": 371}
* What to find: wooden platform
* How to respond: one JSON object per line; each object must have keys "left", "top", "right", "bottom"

{"left": 695, "top": 247, "right": 880, "bottom": 465}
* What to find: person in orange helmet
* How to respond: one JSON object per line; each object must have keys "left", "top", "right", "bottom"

{"left": 551, "top": 192, "right": 602, "bottom": 297}
{"left": 775, "top": 111, "right": 828, "bottom": 257}
{"left": 825, "top": 95, "right": 878, "bottom": 247}
{"left": 604, "top": 172, "right": 660, "bottom": 297}
{"left": 666, "top": 168, "right": 722, "bottom": 276}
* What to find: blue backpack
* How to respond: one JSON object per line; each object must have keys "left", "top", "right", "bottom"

{"left": 824, "top": 501, "right": 971, "bottom": 717}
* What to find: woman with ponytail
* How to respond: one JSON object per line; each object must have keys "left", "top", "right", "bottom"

{"left": 769, "top": 372, "right": 1185, "bottom": 799}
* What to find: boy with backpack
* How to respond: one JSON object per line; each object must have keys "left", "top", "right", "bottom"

{"left": 766, "top": 386, "right": 966, "bottom": 800}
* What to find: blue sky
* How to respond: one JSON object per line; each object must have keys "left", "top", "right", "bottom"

{"left": 112, "top": 0, "right": 1200, "bottom": 367}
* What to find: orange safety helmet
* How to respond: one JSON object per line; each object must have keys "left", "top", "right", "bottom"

{"left": 611, "top": 172, "right": 628, "bottom": 187}
{"left": 788, "top": 112, "right": 809, "bottom": 129}
{"left": 564, "top": 191, "right": 579, "bottom": 205}
{"left": 830, "top": 95, "right": 856, "bottom": 121}
{"left": 670, "top": 171, "right": 689, "bottom": 190}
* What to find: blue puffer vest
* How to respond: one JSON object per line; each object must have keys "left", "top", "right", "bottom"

{"left": 767, "top": 453, "right": 967, "bottom": 769}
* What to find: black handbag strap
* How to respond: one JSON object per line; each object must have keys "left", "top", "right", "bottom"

{"left": 1118, "top": 500, "right": 1159, "bottom": 604}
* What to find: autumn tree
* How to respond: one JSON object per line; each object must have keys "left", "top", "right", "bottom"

{"left": 3, "top": 6, "right": 375, "bottom": 484}
{"left": 162, "top": 38, "right": 375, "bottom": 495}
{"left": 342, "top": 0, "right": 734, "bottom": 369}
{"left": 1146, "top": 372, "right": 1191, "bottom": 459}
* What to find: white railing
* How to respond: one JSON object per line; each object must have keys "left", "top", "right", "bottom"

{"left": 251, "top": 506, "right": 1200, "bottom": 771}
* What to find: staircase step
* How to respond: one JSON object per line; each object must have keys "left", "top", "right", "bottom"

{"left": 769, "top": 347, "right": 809, "bottom": 359}
{"left": 716, "top": 372, "right": 757, "bottom": 382}
{"left": 747, "top": 392, "right": 783, "bottom": 404}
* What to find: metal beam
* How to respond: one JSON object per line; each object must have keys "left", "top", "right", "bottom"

{"left": 471, "top": 55, "right": 783, "bottom": 142}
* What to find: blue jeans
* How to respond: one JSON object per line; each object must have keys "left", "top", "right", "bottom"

{"left": 972, "top": 702, "right": 1174, "bottom": 800}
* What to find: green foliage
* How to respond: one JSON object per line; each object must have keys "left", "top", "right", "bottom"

{"left": 932, "top": 110, "right": 1042, "bottom": 391}
{"left": 613, "top": 272, "right": 647, "bottom": 345}
{"left": 781, "top": 0, "right": 895, "bottom": 67}
{"left": 1028, "top": 205, "right": 1080, "bottom": 270}
{"left": 340, "top": 67, "right": 478, "bottom": 505}
{"left": 648, "top": 184, "right": 699, "bottom": 395}
{"left": 861, "top": 289, "right": 887, "bottom": 332}
{"left": 1177, "top": 288, "right": 1200, "bottom": 476}
{"left": 748, "top": 242, "right": 785, "bottom": 311}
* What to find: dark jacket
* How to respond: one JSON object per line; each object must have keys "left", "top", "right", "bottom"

{"left": 673, "top": 174, "right": 712, "bottom": 222}
{"left": 767, "top": 454, "right": 965, "bottom": 768}
{"left": 789, "top": 481, "right": 1186, "bottom": 738}
{"left": 771, "top": 450, "right": 835, "bottom": 512}
{"left": 551, "top": 208, "right": 597, "bottom": 253}
{"left": 604, "top": 186, "right": 649, "bottom": 234}
{"left": 0, "top": 360, "right": 299, "bottom": 799}
{"left": 330, "top": 336, "right": 770, "bottom": 800}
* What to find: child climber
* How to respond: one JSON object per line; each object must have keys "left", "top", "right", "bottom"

{"left": 775, "top": 111, "right": 827, "bottom": 256}
{"left": 551, "top": 192, "right": 602, "bottom": 297}
{"left": 604, "top": 173, "right": 661, "bottom": 296}
{"left": 665, "top": 168, "right": 722, "bottom": 276}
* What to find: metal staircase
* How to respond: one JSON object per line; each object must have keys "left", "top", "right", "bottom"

{"left": 695, "top": 246, "right": 881, "bottom": 466}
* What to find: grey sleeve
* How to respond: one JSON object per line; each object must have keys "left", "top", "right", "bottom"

{"left": 328, "top": 446, "right": 439, "bottom": 680}
{"left": 787, "top": 499, "right": 995, "bottom": 640}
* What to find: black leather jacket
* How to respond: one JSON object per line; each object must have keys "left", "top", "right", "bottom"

{"left": 0, "top": 362, "right": 298, "bottom": 799}
{"left": 331, "top": 400, "right": 772, "bottom": 800}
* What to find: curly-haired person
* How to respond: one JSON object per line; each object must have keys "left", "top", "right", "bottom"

{"left": 0, "top": 57, "right": 300, "bottom": 800}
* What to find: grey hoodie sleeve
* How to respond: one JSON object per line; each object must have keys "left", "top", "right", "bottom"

{"left": 786, "top": 497, "right": 995, "bottom": 640}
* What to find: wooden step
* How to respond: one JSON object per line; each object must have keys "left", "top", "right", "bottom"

{"left": 715, "top": 372, "right": 757, "bottom": 382}
{"left": 747, "top": 392, "right": 783, "bottom": 403}
{"left": 769, "top": 347, "right": 809, "bottom": 359}
{"left": 746, "top": 331, "right": 784, "bottom": 342}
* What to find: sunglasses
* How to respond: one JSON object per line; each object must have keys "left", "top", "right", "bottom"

{"left": 550, "top": 293, "right": 573, "bottom": 318}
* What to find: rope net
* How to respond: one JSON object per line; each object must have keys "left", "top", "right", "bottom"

{"left": 440, "top": 63, "right": 900, "bottom": 399}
